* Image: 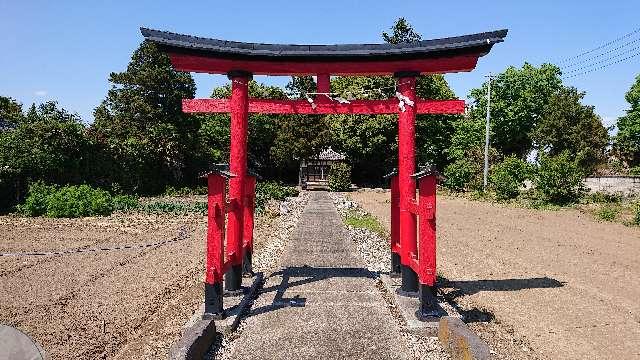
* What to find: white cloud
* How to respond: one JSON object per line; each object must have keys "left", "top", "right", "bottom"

{"left": 34, "top": 90, "right": 47, "bottom": 97}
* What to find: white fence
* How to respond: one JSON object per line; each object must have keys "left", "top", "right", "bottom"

{"left": 584, "top": 176, "right": 640, "bottom": 195}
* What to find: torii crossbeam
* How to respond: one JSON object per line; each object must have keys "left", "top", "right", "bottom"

{"left": 142, "top": 27, "right": 507, "bottom": 321}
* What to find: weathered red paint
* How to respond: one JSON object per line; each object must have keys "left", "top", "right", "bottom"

{"left": 417, "top": 175, "right": 437, "bottom": 286}
{"left": 168, "top": 53, "right": 480, "bottom": 76}
{"left": 243, "top": 176, "right": 257, "bottom": 253}
{"left": 182, "top": 98, "right": 465, "bottom": 115}
{"left": 226, "top": 75, "right": 250, "bottom": 267}
{"left": 397, "top": 76, "right": 418, "bottom": 269}
{"left": 205, "top": 174, "right": 226, "bottom": 284}
{"left": 390, "top": 176, "right": 400, "bottom": 254}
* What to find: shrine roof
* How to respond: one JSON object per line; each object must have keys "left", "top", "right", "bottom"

{"left": 141, "top": 27, "right": 507, "bottom": 75}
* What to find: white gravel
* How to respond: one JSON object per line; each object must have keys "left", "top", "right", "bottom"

{"left": 332, "top": 193, "right": 450, "bottom": 360}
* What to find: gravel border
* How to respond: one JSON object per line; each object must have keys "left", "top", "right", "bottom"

{"left": 330, "top": 193, "right": 450, "bottom": 360}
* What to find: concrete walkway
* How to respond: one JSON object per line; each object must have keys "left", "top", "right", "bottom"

{"left": 228, "top": 192, "right": 413, "bottom": 360}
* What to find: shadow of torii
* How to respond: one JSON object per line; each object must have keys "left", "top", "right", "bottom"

{"left": 438, "top": 275, "right": 566, "bottom": 323}
{"left": 250, "top": 265, "right": 375, "bottom": 316}
{"left": 248, "top": 265, "right": 566, "bottom": 323}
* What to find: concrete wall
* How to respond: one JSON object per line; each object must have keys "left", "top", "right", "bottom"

{"left": 584, "top": 176, "right": 640, "bottom": 195}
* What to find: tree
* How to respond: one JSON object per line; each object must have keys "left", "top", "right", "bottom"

{"left": 468, "top": 63, "right": 563, "bottom": 158}
{"left": 91, "top": 41, "right": 196, "bottom": 194}
{"left": 330, "top": 18, "right": 459, "bottom": 183}
{"left": 0, "top": 101, "right": 89, "bottom": 210}
{"left": 0, "top": 96, "right": 23, "bottom": 124}
{"left": 533, "top": 86, "right": 608, "bottom": 173}
{"left": 614, "top": 74, "right": 640, "bottom": 167}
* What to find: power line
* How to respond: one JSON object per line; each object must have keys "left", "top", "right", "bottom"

{"left": 561, "top": 36, "right": 640, "bottom": 70}
{"left": 563, "top": 50, "right": 640, "bottom": 79}
{"left": 563, "top": 45, "right": 640, "bottom": 75}
{"left": 559, "top": 26, "right": 640, "bottom": 64}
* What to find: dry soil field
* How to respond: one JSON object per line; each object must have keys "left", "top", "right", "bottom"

{"left": 0, "top": 197, "right": 284, "bottom": 359}
{"left": 349, "top": 190, "right": 640, "bottom": 360}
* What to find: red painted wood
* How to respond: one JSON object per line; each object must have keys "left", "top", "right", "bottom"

{"left": 397, "top": 76, "right": 418, "bottom": 270}
{"left": 242, "top": 176, "right": 256, "bottom": 253}
{"left": 168, "top": 53, "right": 480, "bottom": 76}
{"left": 390, "top": 176, "right": 400, "bottom": 254}
{"left": 205, "top": 174, "right": 226, "bottom": 284}
{"left": 226, "top": 75, "right": 250, "bottom": 266}
{"left": 416, "top": 175, "right": 437, "bottom": 286}
{"left": 316, "top": 73, "right": 331, "bottom": 97}
{"left": 182, "top": 98, "right": 465, "bottom": 115}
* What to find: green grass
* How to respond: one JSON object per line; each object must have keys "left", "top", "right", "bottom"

{"left": 344, "top": 210, "right": 388, "bottom": 238}
{"left": 595, "top": 205, "right": 620, "bottom": 222}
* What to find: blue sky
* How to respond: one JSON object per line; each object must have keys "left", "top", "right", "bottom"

{"left": 1, "top": 0, "right": 638, "bottom": 129}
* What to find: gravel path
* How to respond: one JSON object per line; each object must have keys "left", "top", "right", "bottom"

{"left": 223, "top": 191, "right": 448, "bottom": 360}
{"left": 349, "top": 189, "right": 640, "bottom": 360}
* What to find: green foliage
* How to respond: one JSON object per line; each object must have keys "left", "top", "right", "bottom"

{"left": 534, "top": 152, "right": 586, "bottom": 205}
{"left": 91, "top": 41, "right": 197, "bottom": 194}
{"left": 630, "top": 166, "right": 640, "bottom": 175}
{"left": 344, "top": 210, "right": 387, "bottom": 238}
{"left": 382, "top": 17, "right": 421, "bottom": 44}
{"left": 633, "top": 203, "right": 640, "bottom": 225}
{"left": 614, "top": 73, "right": 640, "bottom": 167}
{"left": 45, "top": 185, "right": 113, "bottom": 218}
{"left": 443, "top": 159, "right": 479, "bottom": 192}
{"left": 164, "top": 185, "right": 207, "bottom": 196}
{"left": 328, "top": 162, "right": 352, "bottom": 192}
{"left": 533, "top": 86, "right": 608, "bottom": 173}
{"left": 596, "top": 205, "right": 620, "bottom": 222}
{"left": 254, "top": 182, "right": 299, "bottom": 211}
{"left": 0, "top": 96, "right": 23, "bottom": 124}
{"left": 112, "top": 195, "right": 139, "bottom": 212}
{"left": 16, "top": 181, "right": 57, "bottom": 217}
{"left": 468, "top": 63, "right": 563, "bottom": 157}
{"left": 583, "top": 192, "right": 622, "bottom": 204}
{"left": 489, "top": 156, "right": 531, "bottom": 200}
{"left": 0, "top": 101, "right": 91, "bottom": 211}
{"left": 139, "top": 200, "right": 206, "bottom": 215}
{"left": 19, "top": 183, "right": 114, "bottom": 217}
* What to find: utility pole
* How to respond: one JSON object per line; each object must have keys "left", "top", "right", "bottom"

{"left": 483, "top": 73, "right": 493, "bottom": 191}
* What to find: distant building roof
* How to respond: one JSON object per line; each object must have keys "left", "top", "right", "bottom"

{"left": 316, "top": 147, "right": 346, "bottom": 161}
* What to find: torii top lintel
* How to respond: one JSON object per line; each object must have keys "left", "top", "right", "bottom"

{"left": 141, "top": 28, "right": 508, "bottom": 76}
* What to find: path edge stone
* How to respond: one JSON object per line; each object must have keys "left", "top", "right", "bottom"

{"left": 168, "top": 318, "right": 216, "bottom": 360}
{"left": 438, "top": 316, "right": 490, "bottom": 360}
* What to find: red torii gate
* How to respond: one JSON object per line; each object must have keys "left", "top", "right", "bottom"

{"left": 142, "top": 27, "right": 507, "bottom": 320}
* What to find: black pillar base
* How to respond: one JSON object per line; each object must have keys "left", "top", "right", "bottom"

{"left": 390, "top": 252, "right": 401, "bottom": 278}
{"left": 225, "top": 264, "right": 243, "bottom": 294}
{"left": 417, "top": 284, "right": 441, "bottom": 321}
{"left": 398, "top": 264, "right": 419, "bottom": 296}
{"left": 203, "top": 282, "right": 224, "bottom": 320}
{"left": 242, "top": 250, "right": 254, "bottom": 277}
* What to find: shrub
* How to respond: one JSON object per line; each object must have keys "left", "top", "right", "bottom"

{"left": 18, "top": 182, "right": 140, "bottom": 218}
{"left": 328, "top": 162, "right": 351, "bottom": 192}
{"left": 17, "top": 181, "right": 57, "bottom": 216}
{"left": 139, "top": 200, "right": 206, "bottom": 215}
{"left": 633, "top": 203, "right": 640, "bottom": 225}
{"left": 584, "top": 192, "right": 622, "bottom": 204}
{"left": 489, "top": 156, "right": 531, "bottom": 200}
{"left": 255, "top": 182, "right": 300, "bottom": 211}
{"left": 443, "top": 159, "right": 477, "bottom": 192}
{"left": 534, "top": 151, "right": 586, "bottom": 205}
{"left": 596, "top": 205, "right": 620, "bottom": 221}
{"left": 112, "top": 194, "right": 139, "bottom": 212}
{"left": 164, "top": 186, "right": 207, "bottom": 196}
{"left": 45, "top": 185, "right": 113, "bottom": 217}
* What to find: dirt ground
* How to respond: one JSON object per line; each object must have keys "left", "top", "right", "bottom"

{"left": 349, "top": 190, "right": 640, "bottom": 360}
{"left": 0, "top": 198, "right": 278, "bottom": 359}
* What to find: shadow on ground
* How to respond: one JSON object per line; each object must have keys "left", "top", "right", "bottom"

{"left": 438, "top": 276, "right": 566, "bottom": 323}
{"left": 250, "top": 265, "right": 375, "bottom": 316}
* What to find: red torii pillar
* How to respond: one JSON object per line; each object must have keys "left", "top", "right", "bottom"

{"left": 225, "top": 71, "right": 252, "bottom": 293}
{"left": 396, "top": 72, "right": 420, "bottom": 294}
